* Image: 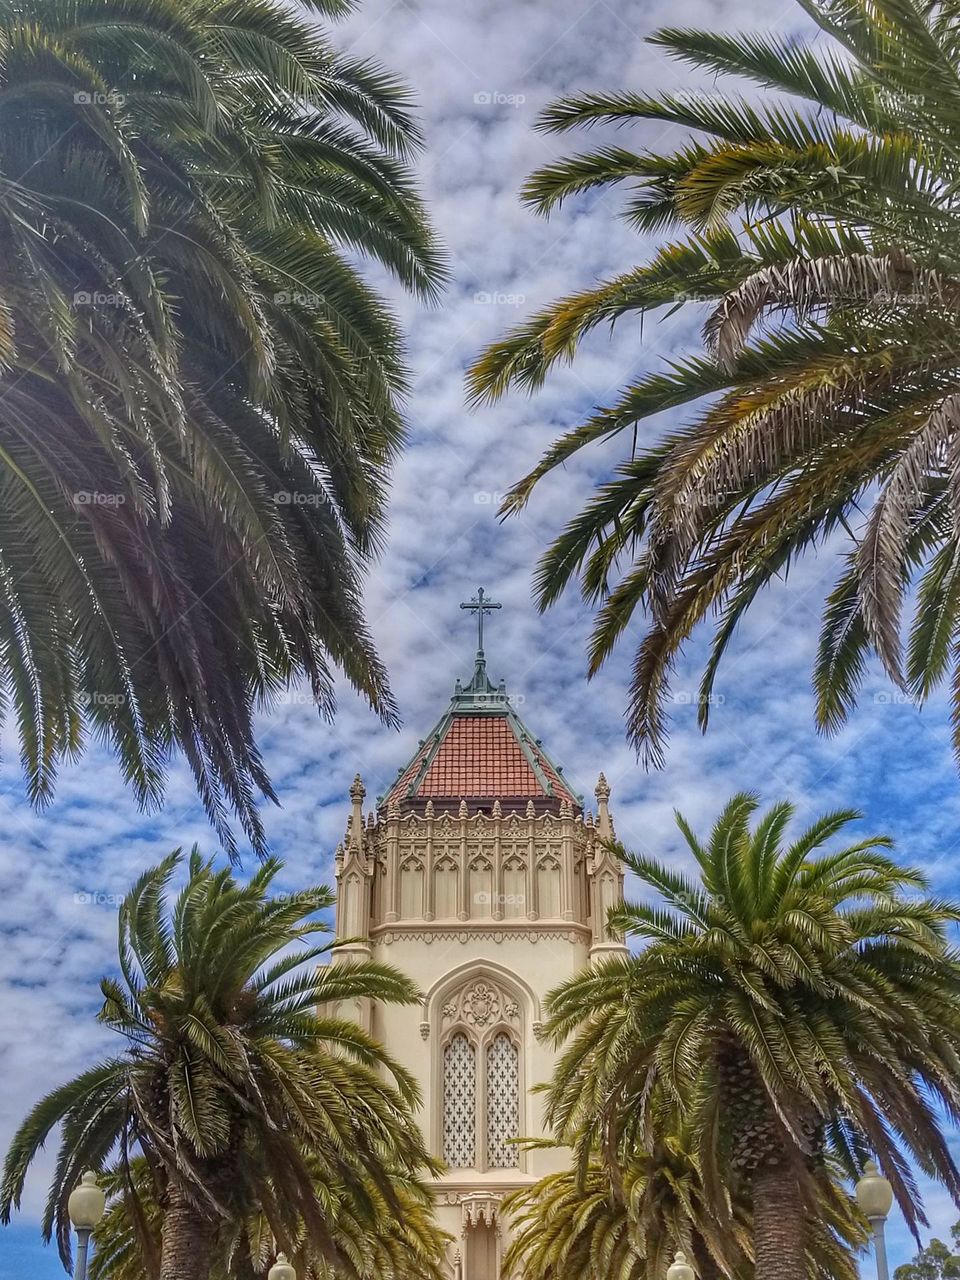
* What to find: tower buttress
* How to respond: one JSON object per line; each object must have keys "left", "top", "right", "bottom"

{"left": 588, "top": 773, "right": 630, "bottom": 961}
{"left": 329, "top": 777, "right": 375, "bottom": 1032}
{"left": 334, "top": 775, "right": 374, "bottom": 958}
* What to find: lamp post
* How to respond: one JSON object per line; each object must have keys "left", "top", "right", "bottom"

{"left": 67, "top": 1171, "right": 105, "bottom": 1280}
{"left": 856, "top": 1159, "right": 894, "bottom": 1280}
{"left": 268, "top": 1253, "right": 297, "bottom": 1280}
{"left": 667, "top": 1250, "right": 695, "bottom": 1280}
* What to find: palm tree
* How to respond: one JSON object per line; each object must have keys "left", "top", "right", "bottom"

{"left": 504, "top": 1140, "right": 863, "bottom": 1280}
{"left": 468, "top": 0, "right": 960, "bottom": 769}
{"left": 0, "top": 0, "right": 443, "bottom": 856}
{"left": 505, "top": 1147, "right": 740, "bottom": 1280}
{"left": 542, "top": 794, "right": 960, "bottom": 1280}
{"left": 87, "top": 1157, "right": 450, "bottom": 1280}
{"left": 0, "top": 851, "right": 440, "bottom": 1280}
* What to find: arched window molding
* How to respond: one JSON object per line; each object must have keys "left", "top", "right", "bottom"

{"left": 431, "top": 966, "right": 531, "bottom": 1173}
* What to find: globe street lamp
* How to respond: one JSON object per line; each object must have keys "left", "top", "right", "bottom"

{"left": 269, "top": 1253, "right": 297, "bottom": 1280}
{"left": 67, "top": 1171, "right": 105, "bottom": 1280}
{"left": 667, "top": 1250, "right": 696, "bottom": 1280}
{"left": 856, "top": 1159, "right": 894, "bottom": 1280}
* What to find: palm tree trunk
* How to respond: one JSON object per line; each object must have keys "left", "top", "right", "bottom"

{"left": 159, "top": 1187, "right": 215, "bottom": 1280}
{"left": 752, "top": 1156, "right": 806, "bottom": 1280}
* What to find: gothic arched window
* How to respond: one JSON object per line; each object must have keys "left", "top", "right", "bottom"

{"left": 442, "top": 1032, "right": 477, "bottom": 1167}
{"left": 485, "top": 1032, "right": 520, "bottom": 1167}
{"left": 436, "top": 975, "right": 525, "bottom": 1171}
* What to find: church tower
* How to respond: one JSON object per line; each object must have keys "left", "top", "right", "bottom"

{"left": 333, "top": 590, "right": 627, "bottom": 1280}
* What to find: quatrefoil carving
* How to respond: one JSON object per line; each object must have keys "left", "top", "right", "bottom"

{"left": 440, "top": 978, "right": 521, "bottom": 1030}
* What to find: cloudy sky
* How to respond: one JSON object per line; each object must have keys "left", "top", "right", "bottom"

{"left": 4, "top": 0, "right": 960, "bottom": 1273}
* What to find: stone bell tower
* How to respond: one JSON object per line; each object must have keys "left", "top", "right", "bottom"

{"left": 333, "top": 589, "right": 627, "bottom": 1280}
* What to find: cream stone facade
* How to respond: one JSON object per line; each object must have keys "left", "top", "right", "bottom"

{"left": 333, "top": 601, "right": 627, "bottom": 1280}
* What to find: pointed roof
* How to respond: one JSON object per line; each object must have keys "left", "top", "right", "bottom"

{"left": 383, "top": 646, "right": 580, "bottom": 816}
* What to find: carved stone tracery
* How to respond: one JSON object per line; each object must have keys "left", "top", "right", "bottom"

{"left": 441, "top": 978, "right": 520, "bottom": 1032}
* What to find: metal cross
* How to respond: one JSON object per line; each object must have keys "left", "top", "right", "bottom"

{"left": 460, "top": 586, "right": 502, "bottom": 653}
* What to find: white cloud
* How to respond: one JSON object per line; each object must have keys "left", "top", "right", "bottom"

{"left": 3, "top": 0, "right": 959, "bottom": 1269}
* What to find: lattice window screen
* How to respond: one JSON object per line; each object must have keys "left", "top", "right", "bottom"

{"left": 485, "top": 1032, "right": 520, "bottom": 1167}
{"left": 442, "top": 1033, "right": 477, "bottom": 1167}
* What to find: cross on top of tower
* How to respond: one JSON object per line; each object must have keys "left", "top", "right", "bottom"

{"left": 459, "top": 586, "right": 501, "bottom": 656}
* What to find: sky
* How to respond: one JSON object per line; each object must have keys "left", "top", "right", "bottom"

{"left": 3, "top": 0, "right": 960, "bottom": 1275}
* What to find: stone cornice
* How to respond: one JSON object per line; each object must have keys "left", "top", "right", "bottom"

{"left": 371, "top": 808, "right": 587, "bottom": 832}
{"left": 433, "top": 1178, "right": 540, "bottom": 1200}
{"left": 371, "top": 921, "right": 590, "bottom": 945}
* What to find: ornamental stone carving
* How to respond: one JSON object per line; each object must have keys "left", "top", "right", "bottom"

{"left": 461, "top": 1194, "right": 502, "bottom": 1231}
{"left": 441, "top": 978, "right": 521, "bottom": 1032}
{"left": 374, "top": 926, "right": 587, "bottom": 944}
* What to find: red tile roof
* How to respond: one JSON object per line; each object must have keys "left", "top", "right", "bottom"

{"left": 385, "top": 710, "right": 577, "bottom": 810}
{"left": 422, "top": 717, "right": 540, "bottom": 797}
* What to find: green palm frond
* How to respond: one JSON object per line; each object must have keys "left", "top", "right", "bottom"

{"left": 1, "top": 852, "right": 442, "bottom": 1276}
{"left": 87, "top": 1154, "right": 450, "bottom": 1280}
{"left": 468, "top": 0, "right": 960, "bottom": 774}
{"left": 0, "top": 0, "right": 445, "bottom": 857}
{"left": 540, "top": 797, "right": 960, "bottom": 1250}
{"left": 504, "top": 1136, "right": 864, "bottom": 1280}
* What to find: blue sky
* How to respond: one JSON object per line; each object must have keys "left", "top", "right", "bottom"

{"left": 3, "top": 0, "right": 960, "bottom": 1275}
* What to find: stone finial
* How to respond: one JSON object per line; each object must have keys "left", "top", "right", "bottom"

{"left": 584, "top": 810, "right": 594, "bottom": 828}
{"left": 334, "top": 841, "right": 345, "bottom": 867}
{"left": 366, "top": 811, "right": 376, "bottom": 829}
{"left": 349, "top": 774, "right": 365, "bottom": 847}
{"left": 425, "top": 799, "right": 434, "bottom": 818}
{"left": 458, "top": 798, "right": 469, "bottom": 819}
{"left": 526, "top": 800, "right": 536, "bottom": 819}
{"left": 492, "top": 799, "right": 502, "bottom": 819}
{"left": 559, "top": 798, "right": 573, "bottom": 820}
{"left": 595, "top": 773, "right": 613, "bottom": 840}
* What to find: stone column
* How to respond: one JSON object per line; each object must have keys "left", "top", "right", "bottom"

{"left": 385, "top": 798, "right": 401, "bottom": 923}
{"left": 588, "top": 774, "right": 629, "bottom": 961}
{"left": 424, "top": 799, "right": 436, "bottom": 921}
{"left": 458, "top": 798, "right": 470, "bottom": 921}
{"left": 332, "top": 776, "right": 373, "bottom": 1029}
{"left": 559, "top": 798, "right": 574, "bottom": 921}
{"left": 525, "top": 799, "right": 538, "bottom": 920}
{"left": 492, "top": 799, "right": 503, "bottom": 921}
